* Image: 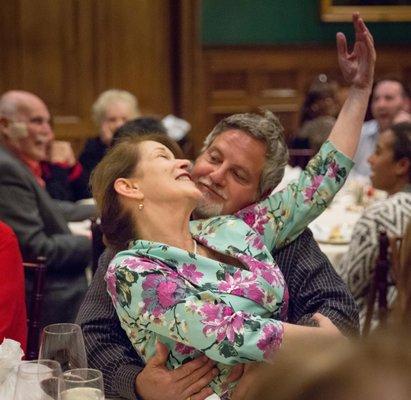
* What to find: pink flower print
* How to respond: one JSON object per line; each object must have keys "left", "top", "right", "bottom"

{"left": 217, "top": 270, "right": 264, "bottom": 303}
{"left": 241, "top": 210, "right": 256, "bottom": 227}
{"left": 327, "top": 160, "right": 339, "bottom": 179}
{"left": 122, "top": 257, "right": 156, "bottom": 272}
{"left": 303, "top": 175, "right": 324, "bottom": 202}
{"left": 238, "top": 206, "right": 269, "bottom": 235}
{"left": 175, "top": 342, "right": 196, "bottom": 356}
{"left": 105, "top": 273, "right": 118, "bottom": 303}
{"left": 142, "top": 273, "right": 187, "bottom": 317}
{"left": 238, "top": 254, "right": 282, "bottom": 286}
{"left": 181, "top": 263, "right": 204, "bottom": 285}
{"left": 199, "top": 303, "right": 246, "bottom": 343}
{"left": 257, "top": 323, "right": 283, "bottom": 359}
{"left": 246, "top": 233, "right": 264, "bottom": 250}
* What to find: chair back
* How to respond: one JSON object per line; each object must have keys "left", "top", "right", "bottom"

{"left": 91, "top": 218, "right": 105, "bottom": 275}
{"left": 363, "top": 230, "right": 401, "bottom": 336}
{"left": 24, "top": 257, "right": 47, "bottom": 359}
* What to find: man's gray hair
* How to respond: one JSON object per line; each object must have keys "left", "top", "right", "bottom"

{"left": 202, "top": 110, "right": 289, "bottom": 198}
{"left": 0, "top": 93, "right": 22, "bottom": 120}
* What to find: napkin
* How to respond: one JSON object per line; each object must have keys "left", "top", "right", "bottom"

{"left": 0, "top": 339, "right": 24, "bottom": 400}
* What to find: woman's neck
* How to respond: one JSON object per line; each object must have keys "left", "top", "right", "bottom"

{"left": 134, "top": 202, "right": 195, "bottom": 252}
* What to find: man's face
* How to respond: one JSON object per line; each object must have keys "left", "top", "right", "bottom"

{"left": 192, "top": 129, "right": 266, "bottom": 217}
{"left": 14, "top": 97, "right": 54, "bottom": 161}
{"left": 100, "top": 101, "right": 135, "bottom": 145}
{"left": 368, "top": 129, "right": 399, "bottom": 193}
{"left": 371, "top": 81, "right": 406, "bottom": 131}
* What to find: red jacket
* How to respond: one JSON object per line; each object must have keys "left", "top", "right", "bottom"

{"left": 0, "top": 221, "right": 27, "bottom": 352}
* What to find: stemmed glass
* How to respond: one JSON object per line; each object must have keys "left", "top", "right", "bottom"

{"left": 14, "top": 359, "right": 62, "bottom": 400}
{"left": 39, "top": 323, "right": 87, "bottom": 372}
{"left": 59, "top": 369, "right": 105, "bottom": 400}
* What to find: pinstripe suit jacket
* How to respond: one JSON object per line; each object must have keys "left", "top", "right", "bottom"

{"left": 77, "top": 229, "right": 358, "bottom": 400}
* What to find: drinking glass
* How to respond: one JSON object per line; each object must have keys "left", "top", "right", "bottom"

{"left": 14, "top": 359, "right": 62, "bottom": 400}
{"left": 39, "top": 323, "right": 87, "bottom": 371}
{"left": 59, "top": 368, "right": 105, "bottom": 400}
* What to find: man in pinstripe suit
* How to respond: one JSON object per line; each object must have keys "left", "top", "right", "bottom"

{"left": 77, "top": 121, "right": 359, "bottom": 400}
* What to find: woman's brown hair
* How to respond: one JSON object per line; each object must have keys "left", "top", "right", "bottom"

{"left": 90, "top": 133, "right": 184, "bottom": 250}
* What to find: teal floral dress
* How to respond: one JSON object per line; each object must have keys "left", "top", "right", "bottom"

{"left": 105, "top": 141, "right": 353, "bottom": 397}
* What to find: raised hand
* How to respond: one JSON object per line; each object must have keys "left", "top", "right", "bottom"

{"left": 336, "top": 13, "right": 376, "bottom": 90}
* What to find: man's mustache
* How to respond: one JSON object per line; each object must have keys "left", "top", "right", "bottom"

{"left": 196, "top": 178, "right": 228, "bottom": 200}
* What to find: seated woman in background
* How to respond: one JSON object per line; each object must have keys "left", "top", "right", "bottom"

{"left": 0, "top": 221, "right": 27, "bottom": 352}
{"left": 339, "top": 122, "right": 411, "bottom": 331}
{"left": 79, "top": 89, "right": 140, "bottom": 195}
{"left": 291, "top": 77, "right": 339, "bottom": 153}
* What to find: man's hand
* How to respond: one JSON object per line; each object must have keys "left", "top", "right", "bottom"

{"left": 337, "top": 13, "right": 376, "bottom": 90}
{"left": 135, "top": 342, "right": 218, "bottom": 400}
{"left": 231, "top": 363, "right": 261, "bottom": 400}
{"left": 48, "top": 140, "right": 76, "bottom": 166}
{"left": 311, "top": 313, "right": 344, "bottom": 338}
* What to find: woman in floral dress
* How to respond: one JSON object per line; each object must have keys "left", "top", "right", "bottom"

{"left": 93, "top": 14, "right": 375, "bottom": 399}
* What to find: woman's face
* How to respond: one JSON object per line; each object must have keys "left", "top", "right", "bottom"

{"left": 100, "top": 100, "right": 135, "bottom": 145}
{"left": 368, "top": 129, "right": 400, "bottom": 193}
{"left": 132, "top": 140, "right": 202, "bottom": 207}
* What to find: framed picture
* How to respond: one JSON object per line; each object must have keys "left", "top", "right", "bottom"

{"left": 320, "top": 0, "right": 411, "bottom": 22}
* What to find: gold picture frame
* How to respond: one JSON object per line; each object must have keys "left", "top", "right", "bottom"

{"left": 321, "top": 0, "right": 411, "bottom": 22}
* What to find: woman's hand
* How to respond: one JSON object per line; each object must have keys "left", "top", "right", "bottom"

{"left": 336, "top": 13, "right": 376, "bottom": 90}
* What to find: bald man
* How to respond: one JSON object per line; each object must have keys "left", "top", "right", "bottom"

{"left": 0, "top": 90, "right": 94, "bottom": 326}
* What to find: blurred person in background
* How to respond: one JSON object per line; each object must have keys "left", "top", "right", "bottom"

{"left": 0, "top": 90, "right": 94, "bottom": 326}
{"left": 0, "top": 221, "right": 27, "bottom": 352}
{"left": 111, "top": 116, "right": 167, "bottom": 146}
{"left": 352, "top": 78, "right": 410, "bottom": 177}
{"left": 79, "top": 89, "right": 140, "bottom": 194}
{"left": 339, "top": 122, "right": 411, "bottom": 331}
{"left": 292, "top": 76, "right": 339, "bottom": 153}
{"left": 235, "top": 328, "right": 411, "bottom": 400}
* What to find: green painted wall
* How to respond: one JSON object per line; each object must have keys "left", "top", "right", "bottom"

{"left": 202, "top": 0, "right": 411, "bottom": 45}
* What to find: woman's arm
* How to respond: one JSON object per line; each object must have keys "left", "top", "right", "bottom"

{"left": 237, "top": 14, "right": 375, "bottom": 251}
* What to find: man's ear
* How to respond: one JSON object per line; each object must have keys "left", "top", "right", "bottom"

{"left": 396, "top": 158, "right": 411, "bottom": 178}
{"left": 0, "top": 118, "right": 28, "bottom": 139}
{"left": 114, "top": 178, "right": 144, "bottom": 200}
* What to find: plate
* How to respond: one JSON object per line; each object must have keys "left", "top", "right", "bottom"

{"left": 317, "top": 238, "right": 350, "bottom": 245}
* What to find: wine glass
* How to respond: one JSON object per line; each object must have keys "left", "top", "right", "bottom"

{"left": 14, "top": 359, "right": 62, "bottom": 400}
{"left": 59, "top": 368, "right": 105, "bottom": 400}
{"left": 39, "top": 323, "right": 87, "bottom": 371}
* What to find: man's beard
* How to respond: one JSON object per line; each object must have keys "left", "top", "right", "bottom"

{"left": 194, "top": 198, "right": 224, "bottom": 218}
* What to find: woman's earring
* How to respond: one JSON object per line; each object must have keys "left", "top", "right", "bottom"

{"left": 138, "top": 203, "right": 144, "bottom": 211}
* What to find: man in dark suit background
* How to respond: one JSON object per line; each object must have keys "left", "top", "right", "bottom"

{"left": 0, "top": 90, "right": 94, "bottom": 326}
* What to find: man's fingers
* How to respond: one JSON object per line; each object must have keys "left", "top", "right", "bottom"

{"left": 179, "top": 358, "right": 217, "bottom": 387}
{"left": 172, "top": 355, "right": 209, "bottom": 381}
{"left": 147, "top": 341, "right": 170, "bottom": 367}
{"left": 181, "top": 364, "right": 218, "bottom": 399}
{"left": 226, "top": 364, "right": 244, "bottom": 383}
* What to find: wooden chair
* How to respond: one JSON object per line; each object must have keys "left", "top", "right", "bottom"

{"left": 24, "top": 257, "right": 47, "bottom": 360}
{"left": 90, "top": 218, "right": 105, "bottom": 275}
{"left": 288, "top": 148, "right": 314, "bottom": 169}
{"left": 363, "top": 230, "right": 401, "bottom": 336}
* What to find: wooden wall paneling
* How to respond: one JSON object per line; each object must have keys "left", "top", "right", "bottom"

{"left": 92, "top": 0, "right": 173, "bottom": 117}
{"left": 193, "top": 45, "right": 411, "bottom": 146}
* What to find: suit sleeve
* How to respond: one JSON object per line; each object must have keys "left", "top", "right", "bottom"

{"left": 77, "top": 250, "right": 144, "bottom": 400}
{"left": 274, "top": 229, "right": 359, "bottom": 336}
{"left": 0, "top": 162, "right": 91, "bottom": 274}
